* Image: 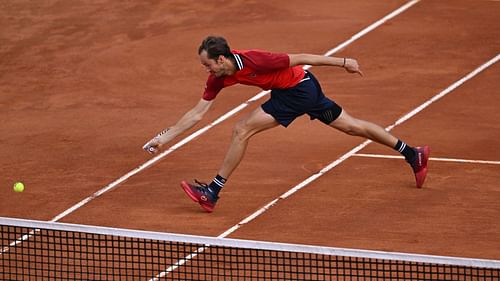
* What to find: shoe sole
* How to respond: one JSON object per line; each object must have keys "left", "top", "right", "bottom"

{"left": 415, "top": 146, "right": 430, "bottom": 188}
{"left": 180, "top": 181, "right": 215, "bottom": 213}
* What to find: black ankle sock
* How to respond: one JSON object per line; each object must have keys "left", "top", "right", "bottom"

{"left": 394, "top": 140, "right": 416, "bottom": 162}
{"left": 208, "top": 174, "right": 226, "bottom": 196}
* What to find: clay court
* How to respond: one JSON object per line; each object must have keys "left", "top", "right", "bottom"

{"left": 1, "top": 0, "right": 499, "bottom": 271}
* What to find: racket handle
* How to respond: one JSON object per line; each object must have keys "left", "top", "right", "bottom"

{"left": 142, "top": 142, "right": 158, "bottom": 154}
{"left": 142, "top": 128, "right": 170, "bottom": 154}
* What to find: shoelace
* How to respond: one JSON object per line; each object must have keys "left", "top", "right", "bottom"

{"left": 194, "top": 179, "right": 208, "bottom": 188}
{"left": 194, "top": 179, "right": 218, "bottom": 200}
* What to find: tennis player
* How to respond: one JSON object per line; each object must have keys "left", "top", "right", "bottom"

{"left": 143, "top": 36, "right": 430, "bottom": 212}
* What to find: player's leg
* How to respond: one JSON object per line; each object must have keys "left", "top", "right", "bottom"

{"left": 181, "top": 107, "right": 279, "bottom": 212}
{"left": 329, "top": 109, "right": 398, "bottom": 148}
{"left": 218, "top": 107, "right": 279, "bottom": 178}
{"left": 327, "top": 109, "right": 429, "bottom": 188}
{"left": 304, "top": 70, "right": 429, "bottom": 188}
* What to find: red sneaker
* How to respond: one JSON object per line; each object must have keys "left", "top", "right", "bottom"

{"left": 181, "top": 180, "right": 218, "bottom": 212}
{"left": 410, "top": 146, "right": 430, "bottom": 188}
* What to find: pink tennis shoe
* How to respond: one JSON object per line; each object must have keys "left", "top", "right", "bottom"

{"left": 410, "top": 146, "right": 430, "bottom": 188}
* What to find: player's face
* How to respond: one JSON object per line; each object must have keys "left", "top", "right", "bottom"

{"left": 199, "top": 51, "right": 225, "bottom": 77}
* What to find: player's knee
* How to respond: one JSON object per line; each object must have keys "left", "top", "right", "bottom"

{"left": 339, "top": 122, "right": 365, "bottom": 136}
{"left": 232, "top": 120, "right": 251, "bottom": 140}
{"left": 342, "top": 126, "right": 361, "bottom": 136}
{"left": 330, "top": 110, "right": 367, "bottom": 136}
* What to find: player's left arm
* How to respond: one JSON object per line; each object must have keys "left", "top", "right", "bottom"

{"left": 288, "top": 54, "right": 363, "bottom": 76}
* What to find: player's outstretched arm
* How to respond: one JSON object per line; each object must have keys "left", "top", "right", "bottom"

{"left": 288, "top": 54, "right": 363, "bottom": 76}
{"left": 143, "top": 98, "right": 213, "bottom": 154}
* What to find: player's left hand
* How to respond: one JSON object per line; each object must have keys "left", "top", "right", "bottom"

{"left": 344, "top": 58, "right": 363, "bottom": 76}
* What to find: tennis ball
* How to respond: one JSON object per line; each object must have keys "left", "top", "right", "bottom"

{"left": 13, "top": 182, "right": 25, "bottom": 192}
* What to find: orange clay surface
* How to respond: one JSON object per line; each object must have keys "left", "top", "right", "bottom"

{"left": 1, "top": 0, "right": 499, "bottom": 260}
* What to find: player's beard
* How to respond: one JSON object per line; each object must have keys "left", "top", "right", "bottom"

{"left": 212, "top": 69, "right": 224, "bottom": 77}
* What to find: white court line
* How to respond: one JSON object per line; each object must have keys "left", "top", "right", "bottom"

{"left": 353, "top": 153, "right": 500, "bottom": 165}
{"left": 1, "top": 229, "right": 37, "bottom": 254}
{"left": 152, "top": 53, "right": 499, "bottom": 279}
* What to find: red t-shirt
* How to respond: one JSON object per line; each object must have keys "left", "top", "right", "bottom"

{"left": 202, "top": 50, "right": 305, "bottom": 101}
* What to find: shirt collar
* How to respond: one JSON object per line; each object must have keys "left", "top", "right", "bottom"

{"left": 232, "top": 53, "right": 244, "bottom": 71}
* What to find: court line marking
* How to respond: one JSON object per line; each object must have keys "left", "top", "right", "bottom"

{"left": 49, "top": 0, "right": 421, "bottom": 223}
{"left": 353, "top": 153, "right": 500, "bottom": 165}
{"left": 152, "top": 53, "right": 500, "bottom": 280}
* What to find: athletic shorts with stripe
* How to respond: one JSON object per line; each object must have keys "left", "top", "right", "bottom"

{"left": 261, "top": 70, "right": 342, "bottom": 127}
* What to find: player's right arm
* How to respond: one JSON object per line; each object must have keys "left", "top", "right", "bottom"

{"left": 143, "top": 98, "right": 213, "bottom": 154}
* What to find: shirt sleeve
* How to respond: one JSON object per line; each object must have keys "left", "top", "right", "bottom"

{"left": 202, "top": 74, "right": 225, "bottom": 101}
{"left": 243, "top": 50, "right": 290, "bottom": 73}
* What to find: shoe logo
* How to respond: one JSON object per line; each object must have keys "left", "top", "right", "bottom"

{"left": 418, "top": 153, "right": 422, "bottom": 166}
{"left": 200, "top": 195, "right": 208, "bottom": 202}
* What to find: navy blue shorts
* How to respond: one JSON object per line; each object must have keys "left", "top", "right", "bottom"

{"left": 261, "top": 71, "right": 342, "bottom": 127}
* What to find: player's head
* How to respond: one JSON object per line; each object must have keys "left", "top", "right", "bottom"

{"left": 198, "top": 36, "right": 231, "bottom": 60}
{"left": 198, "top": 36, "right": 234, "bottom": 77}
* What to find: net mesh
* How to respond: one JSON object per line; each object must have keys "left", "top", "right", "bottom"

{"left": 1, "top": 217, "right": 499, "bottom": 281}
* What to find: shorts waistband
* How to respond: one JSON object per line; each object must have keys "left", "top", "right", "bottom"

{"left": 299, "top": 71, "right": 311, "bottom": 83}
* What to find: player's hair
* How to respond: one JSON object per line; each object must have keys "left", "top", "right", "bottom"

{"left": 198, "top": 36, "right": 232, "bottom": 60}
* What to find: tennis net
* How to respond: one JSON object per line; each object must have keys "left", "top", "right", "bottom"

{"left": 1, "top": 217, "right": 499, "bottom": 280}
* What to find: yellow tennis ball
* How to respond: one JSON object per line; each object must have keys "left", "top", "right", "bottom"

{"left": 13, "top": 182, "right": 25, "bottom": 192}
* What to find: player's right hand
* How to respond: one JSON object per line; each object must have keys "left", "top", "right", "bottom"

{"left": 142, "top": 138, "right": 161, "bottom": 154}
{"left": 142, "top": 128, "right": 170, "bottom": 155}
